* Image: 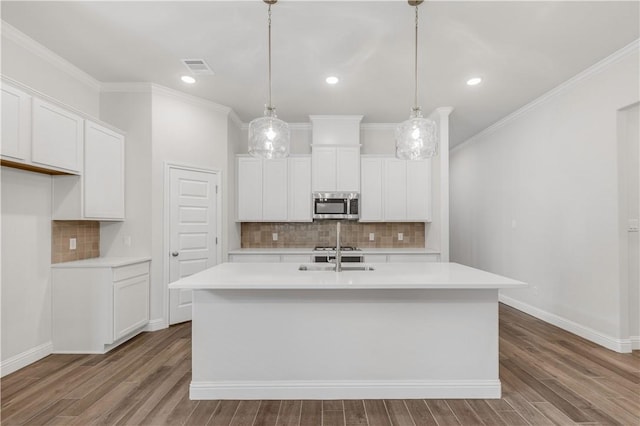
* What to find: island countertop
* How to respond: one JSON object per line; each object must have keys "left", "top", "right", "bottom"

{"left": 169, "top": 261, "right": 526, "bottom": 290}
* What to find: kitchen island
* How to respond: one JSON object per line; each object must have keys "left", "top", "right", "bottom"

{"left": 169, "top": 262, "right": 526, "bottom": 400}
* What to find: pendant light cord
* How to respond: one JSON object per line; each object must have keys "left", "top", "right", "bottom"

{"left": 267, "top": 3, "right": 273, "bottom": 110}
{"left": 413, "top": 4, "right": 419, "bottom": 111}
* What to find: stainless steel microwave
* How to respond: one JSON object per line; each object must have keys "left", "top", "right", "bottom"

{"left": 312, "top": 192, "right": 359, "bottom": 220}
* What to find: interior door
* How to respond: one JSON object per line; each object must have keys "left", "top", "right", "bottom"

{"left": 169, "top": 167, "right": 219, "bottom": 325}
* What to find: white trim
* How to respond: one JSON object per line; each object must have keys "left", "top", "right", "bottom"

{"left": 499, "top": 294, "right": 633, "bottom": 353}
{"left": 1, "top": 21, "right": 101, "bottom": 91}
{"left": 454, "top": 38, "right": 640, "bottom": 152}
{"left": 361, "top": 123, "right": 397, "bottom": 130}
{"left": 164, "top": 163, "right": 223, "bottom": 326}
{"left": 0, "top": 341, "right": 53, "bottom": 378}
{"left": 189, "top": 380, "right": 501, "bottom": 400}
{"left": 151, "top": 84, "right": 232, "bottom": 115}
{"left": 100, "top": 82, "right": 153, "bottom": 93}
{"left": 631, "top": 336, "right": 640, "bottom": 351}
{"left": 144, "top": 318, "right": 168, "bottom": 332}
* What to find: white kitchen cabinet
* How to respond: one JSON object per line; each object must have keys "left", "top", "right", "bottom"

{"left": 52, "top": 120, "right": 125, "bottom": 221}
{"left": 263, "top": 158, "right": 288, "bottom": 221}
{"left": 288, "top": 156, "right": 312, "bottom": 222}
{"left": 237, "top": 156, "right": 287, "bottom": 221}
{"left": 52, "top": 259, "right": 150, "bottom": 354}
{"left": 360, "top": 156, "right": 431, "bottom": 222}
{"left": 312, "top": 146, "right": 360, "bottom": 192}
{"left": 1, "top": 83, "right": 31, "bottom": 163}
{"left": 387, "top": 254, "right": 440, "bottom": 262}
{"left": 237, "top": 156, "right": 263, "bottom": 221}
{"left": 32, "top": 97, "right": 83, "bottom": 174}
{"left": 237, "top": 155, "right": 311, "bottom": 222}
{"left": 360, "top": 158, "right": 384, "bottom": 221}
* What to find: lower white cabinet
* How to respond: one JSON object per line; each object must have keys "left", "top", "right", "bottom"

{"left": 228, "top": 253, "right": 312, "bottom": 263}
{"left": 52, "top": 259, "right": 150, "bottom": 353}
{"left": 363, "top": 253, "right": 440, "bottom": 263}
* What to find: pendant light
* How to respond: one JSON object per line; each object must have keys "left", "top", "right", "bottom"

{"left": 395, "top": 0, "right": 438, "bottom": 160}
{"left": 248, "top": 0, "right": 290, "bottom": 159}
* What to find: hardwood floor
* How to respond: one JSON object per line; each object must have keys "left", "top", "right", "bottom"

{"left": 1, "top": 304, "right": 638, "bottom": 425}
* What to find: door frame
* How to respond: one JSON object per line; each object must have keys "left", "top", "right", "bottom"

{"left": 163, "top": 162, "right": 223, "bottom": 326}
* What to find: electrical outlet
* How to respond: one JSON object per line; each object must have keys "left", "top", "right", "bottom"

{"left": 272, "top": 233, "right": 278, "bottom": 241}
{"left": 398, "top": 233, "right": 403, "bottom": 241}
{"left": 369, "top": 233, "right": 375, "bottom": 241}
{"left": 69, "top": 238, "right": 76, "bottom": 250}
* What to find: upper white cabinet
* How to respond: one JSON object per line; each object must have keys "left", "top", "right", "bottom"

{"left": 310, "top": 115, "right": 362, "bottom": 193}
{"left": 288, "top": 156, "right": 312, "bottom": 221}
{"left": 53, "top": 120, "right": 125, "bottom": 221}
{"left": 360, "top": 156, "right": 432, "bottom": 222}
{"left": 32, "top": 97, "right": 83, "bottom": 174}
{"left": 1, "top": 84, "right": 31, "bottom": 162}
{"left": 237, "top": 155, "right": 312, "bottom": 222}
{"left": 311, "top": 146, "right": 360, "bottom": 192}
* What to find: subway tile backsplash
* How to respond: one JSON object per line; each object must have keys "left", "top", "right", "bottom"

{"left": 241, "top": 222, "right": 425, "bottom": 248}
{"left": 52, "top": 221, "right": 100, "bottom": 263}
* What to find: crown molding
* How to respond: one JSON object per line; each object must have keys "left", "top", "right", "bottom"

{"left": 455, "top": 38, "right": 640, "bottom": 152}
{"left": 100, "top": 82, "right": 153, "bottom": 93}
{"left": 361, "top": 123, "right": 396, "bottom": 130}
{"left": 1, "top": 21, "right": 102, "bottom": 92}
{"left": 150, "top": 84, "right": 234, "bottom": 116}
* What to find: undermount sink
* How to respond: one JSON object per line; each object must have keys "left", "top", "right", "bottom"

{"left": 298, "top": 264, "right": 375, "bottom": 272}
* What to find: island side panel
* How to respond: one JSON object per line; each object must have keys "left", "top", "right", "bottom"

{"left": 190, "top": 288, "right": 500, "bottom": 400}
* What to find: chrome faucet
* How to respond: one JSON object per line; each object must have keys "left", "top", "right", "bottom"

{"left": 335, "top": 221, "right": 342, "bottom": 272}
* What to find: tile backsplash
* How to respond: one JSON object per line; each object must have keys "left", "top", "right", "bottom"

{"left": 241, "top": 222, "right": 425, "bottom": 248}
{"left": 52, "top": 221, "right": 100, "bottom": 263}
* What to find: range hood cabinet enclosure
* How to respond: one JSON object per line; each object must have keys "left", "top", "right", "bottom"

{"left": 310, "top": 115, "right": 363, "bottom": 193}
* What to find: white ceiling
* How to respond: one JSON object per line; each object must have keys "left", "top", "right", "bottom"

{"left": 2, "top": 1, "right": 638, "bottom": 146}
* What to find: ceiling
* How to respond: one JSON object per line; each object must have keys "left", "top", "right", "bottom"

{"left": 1, "top": 1, "right": 638, "bottom": 146}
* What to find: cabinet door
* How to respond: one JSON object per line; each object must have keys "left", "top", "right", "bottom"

{"left": 312, "top": 146, "right": 336, "bottom": 192}
{"left": 288, "top": 156, "right": 312, "bottom": 222}
{"left": 384, "top": 159, "right": 407, "bottom": 221}
{"left": 1, "top": 84, "right": 30, "bottom": 162}
{"left": 336, "top": 146, "right": 360, "bottom": 192}
{"left": 406, "top": 160, "right": 431, "bottom": 221}
{"left": 262, "top": 158, "right": 288, "bottom": 221}
{"left": 113, "top": 274, "right": 150, "bottom": 341}
{"left": 360, "top": 158, "right": 383, "bottom": 221}
{"left": 32, "top": 98, "right": 83, "bottom": 173}
{"left": 84, "top": 121, "right": 125, "bottom": 219}
{"left": 237, "top": 157, "right": 263, "bottom": 221}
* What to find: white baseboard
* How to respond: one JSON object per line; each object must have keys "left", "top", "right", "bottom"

{"left": 144, "top": 318, "right": 168, "bottom": 332}
{"left": 0, "top": 341, "right": 53, "bottom": 377}
{"left": 631, "top": 336, "right": 640, "bottom": 351}
{"left": 499, "top": 294, "right": 632, "bottom": 353}
{"left": 190, "top": 380, "right": 501, "bottom": 400}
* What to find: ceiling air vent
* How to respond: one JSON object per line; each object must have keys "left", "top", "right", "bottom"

{"left": 181, "top": 59, "right": 214, "bottom": 75}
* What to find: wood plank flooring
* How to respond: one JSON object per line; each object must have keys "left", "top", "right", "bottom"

{"left": 1, "top": 304, "right": 638, "bottom": 425}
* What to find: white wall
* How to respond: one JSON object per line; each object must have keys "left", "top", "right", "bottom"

{"left": 150, "top": 87, "right": 232, "bottom": 323}
{"left": 1, "top": 23, "right": 100, "bottom": 116}
{"left": 1, "top": 168, "right": 53, "bottom": 374}
{"left": 450, "top": 44, "right": 639, "bottom": 351}
{"left": 98, "top": 90, "right": 153, "bottom": 259}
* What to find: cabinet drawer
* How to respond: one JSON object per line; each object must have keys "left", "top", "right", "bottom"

{"left": 364, "top": 254, "right": 388, "bottom": 263}
{"left": 113, "top": 262, "right": 149, "bottom": 282}
{"left": 281, "top": 255, "right": 312, "bottom": 263}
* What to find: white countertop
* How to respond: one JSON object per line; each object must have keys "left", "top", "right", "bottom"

{"left": 228, "top": 248, "right": 440, "bottom": 255}
{"left": 51, "top": 257, "right": 151, "bottom": 268}
{"left": 169, "top": 262, "right": 526, "bottom": 290}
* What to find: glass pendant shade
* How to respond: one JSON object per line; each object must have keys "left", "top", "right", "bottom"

{"left": 248, "top": 107, "right": 290, "bottom": 159}
{"left": 395, "top": 108, "right": 438, "bottom": 160}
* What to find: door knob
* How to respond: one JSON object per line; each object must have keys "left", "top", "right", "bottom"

{"left": 171, "top": 252, "right": 179, "bottom": 257}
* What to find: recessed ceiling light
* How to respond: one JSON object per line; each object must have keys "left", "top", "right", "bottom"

{"left": 466, "top": 77, "right": 482, "bottom": 86}
{"left": 181, "top": 75, "right": 196, "bottom": 84}
{"left": 326, "top": 76, "right": 339, "bottom": 85}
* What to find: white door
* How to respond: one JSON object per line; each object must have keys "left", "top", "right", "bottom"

{"left": 169, "top": 167, "right": 219, "bottom": 325}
